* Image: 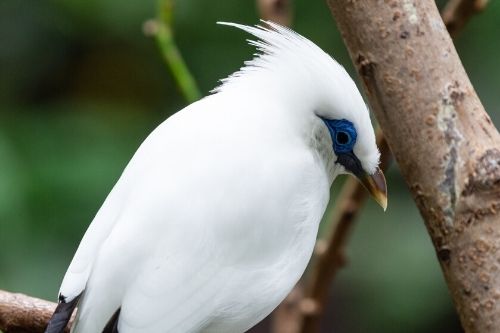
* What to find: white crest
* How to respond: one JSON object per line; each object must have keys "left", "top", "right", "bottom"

{"left": 212, "top": 20, "right": 346, "bottom": 94}
{"left": 212, "top": 21, "right": 380, "bottom": 174}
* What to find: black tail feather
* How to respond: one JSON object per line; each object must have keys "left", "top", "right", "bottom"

{"left": 102, "top": 308, "right": 120, "bottom": 333}
{"left": 44, "top": 293, "right": 81, "bottom": 333}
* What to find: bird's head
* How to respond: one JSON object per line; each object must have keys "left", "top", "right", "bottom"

{"left": 215, "top": 21, "right": 387, "bottom": 210}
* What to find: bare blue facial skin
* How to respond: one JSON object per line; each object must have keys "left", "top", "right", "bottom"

{"left": 322, "top": 118, "right": 364, "bottom": 177}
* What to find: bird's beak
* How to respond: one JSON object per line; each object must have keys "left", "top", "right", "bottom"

{"left": 359, "top": 167, "right": 387, "bottom": 211}
{"left": 335, "top": 152, "right": 388, "bottom": 210}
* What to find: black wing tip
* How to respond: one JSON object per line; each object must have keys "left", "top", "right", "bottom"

{"left": 44, "top": 293, "right": 81, "bottom": 333}
{"left": 102, "top": 308, "right": 120, "bottom": 333}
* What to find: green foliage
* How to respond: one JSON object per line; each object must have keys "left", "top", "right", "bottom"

{"left": 154, "top": 0, "right": 201, "bottom": 102}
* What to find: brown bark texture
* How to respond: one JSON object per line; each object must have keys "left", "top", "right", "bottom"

{"left": 326, "top": 1, "right": 500, "bottom": 332}
{"left": 0, "top": 290, "right": 72, "bottom": 333}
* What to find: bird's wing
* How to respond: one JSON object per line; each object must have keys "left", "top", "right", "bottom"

{"left": 70, "top": 230, "right": 226, "bottom": 333}
{"left": 53, "top": 93, "right": 323, "bottom": 333}
{"left": 58, "top": 182, "right": 127, "bottom": 302}
{"left": 51, "top": 98, "right": 237, "bottom": 332}
{"left": 116, "top": 245, "right": 226, "bottom": 332}
{"left": 57, "top": 98, "right": 205, "bottom": 304}
{"left": 45, "top": 176, "right": 129, "bottom": 333}
{"left": 44, "top": 293, "right": 81, "bottom": 333}
{"left": 69, "top": 170, "right": 248, "bottom": 332}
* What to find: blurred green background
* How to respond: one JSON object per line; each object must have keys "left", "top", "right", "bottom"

{"left": 0, "top": 0, "right": 499, "bottom": 332}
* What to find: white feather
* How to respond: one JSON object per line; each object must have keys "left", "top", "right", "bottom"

{"left": 57, "top": 21, "right": 379, "bottom": 332}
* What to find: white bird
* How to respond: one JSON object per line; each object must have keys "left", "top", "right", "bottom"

{"left": 45, "top": 21, "right": 387, "bottom": 333}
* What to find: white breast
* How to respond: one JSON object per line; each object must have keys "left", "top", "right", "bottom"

{"left": 62, "top": 93, "right": 332, "bottom": 333}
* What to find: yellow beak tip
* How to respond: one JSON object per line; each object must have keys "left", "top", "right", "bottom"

{"left": 381, "top": 198, "right": 388, "bottom": 212}
{"left": 360, "top": 167, "right": 388, "bottom": 212}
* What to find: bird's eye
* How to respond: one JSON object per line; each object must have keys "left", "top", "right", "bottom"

{"left": 321, "top": 118, "right": 357, "bottom": 154}
{"left": 336, "top": 131, "right": 351, "bottom": 145}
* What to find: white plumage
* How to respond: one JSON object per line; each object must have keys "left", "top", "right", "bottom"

{"left": 46, "top": 21, "right": 385, "bottom": 333}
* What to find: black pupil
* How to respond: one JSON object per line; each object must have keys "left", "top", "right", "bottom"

{"left": 336, "top": 131, "right": 350, "bottom": 145}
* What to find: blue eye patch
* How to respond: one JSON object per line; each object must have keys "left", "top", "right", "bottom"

{"left": 322, "top": 118, "right": 357, "bottom": 154}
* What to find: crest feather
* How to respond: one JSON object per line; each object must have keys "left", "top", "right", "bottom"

{"left": 212, "top": 20, "right": 345, "bottom": 94}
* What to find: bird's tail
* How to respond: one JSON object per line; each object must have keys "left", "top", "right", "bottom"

{"left": 45, "top": 293, "right": 81, "bottom": 333}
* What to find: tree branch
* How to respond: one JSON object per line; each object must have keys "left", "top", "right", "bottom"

{"left": 326, "top": 1, "right": 500, "bottom": 333}
{"left": 271, "top": 131, "right": 391, "bottom": 333}
{"left": 257, "top": 0, "right": 293, "bottom": 27}
{"left": 442, "top": 0, "right": 489, "bottom": 37}
{"left": 298, "top": 131, "right": 391, "bottom": 333}
{"left": 0, "top": 290, "right": 72, "bottom": 333}
{"left": 273, "top": 1, "right": 490, "bottom": 331}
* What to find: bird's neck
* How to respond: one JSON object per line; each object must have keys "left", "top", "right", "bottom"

{"left": 305, "top": 115, "right": 340, "bottom": 185}
{"left": 214, "top": 71, "right": 339, "bottom": 184}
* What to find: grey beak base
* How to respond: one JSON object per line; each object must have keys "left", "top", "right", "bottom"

{"left": 336, "top": 152, "right": 388, "bottom": 210}
{"left": 360, "top": 167, "right": 388, "bottom": 211}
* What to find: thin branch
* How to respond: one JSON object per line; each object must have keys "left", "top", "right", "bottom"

{"left": 257, "top": 0, "right": 293, "bottom": 27}
{"left": 270, "top": 285, "right": 304, "bottom": 333}
{"left": 143, "top": 0, "right": 202, "bottom": 103}
{"left": 442, "top": 0, "right": 489, "bottom": 37}
{"left": 298, "top": 131, "right": 391, "bottom": 333}
{"left": 272, "top": 133, "right": 391, "bottom": 333}
{"left": 0, "top": 290, "right": 73, "bottom": 333}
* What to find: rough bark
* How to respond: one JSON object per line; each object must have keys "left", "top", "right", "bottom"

{"left": 326, "top": 1, "right": 500, "bottom": 332}
{"left": 0, "top": 290, "right": 72, "bottom": 333}
{"left": 274, "top": 2, "right": 487, "bottom": 331}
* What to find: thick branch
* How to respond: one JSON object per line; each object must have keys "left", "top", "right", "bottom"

{"left": 274, "top": 1, "right": 488, "bottom": 331}
{"left": 326, "top": 1, "right": 500, "bottom": 332}
{"left": 0, "top": 290, "right": 72, "bottom": 333}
